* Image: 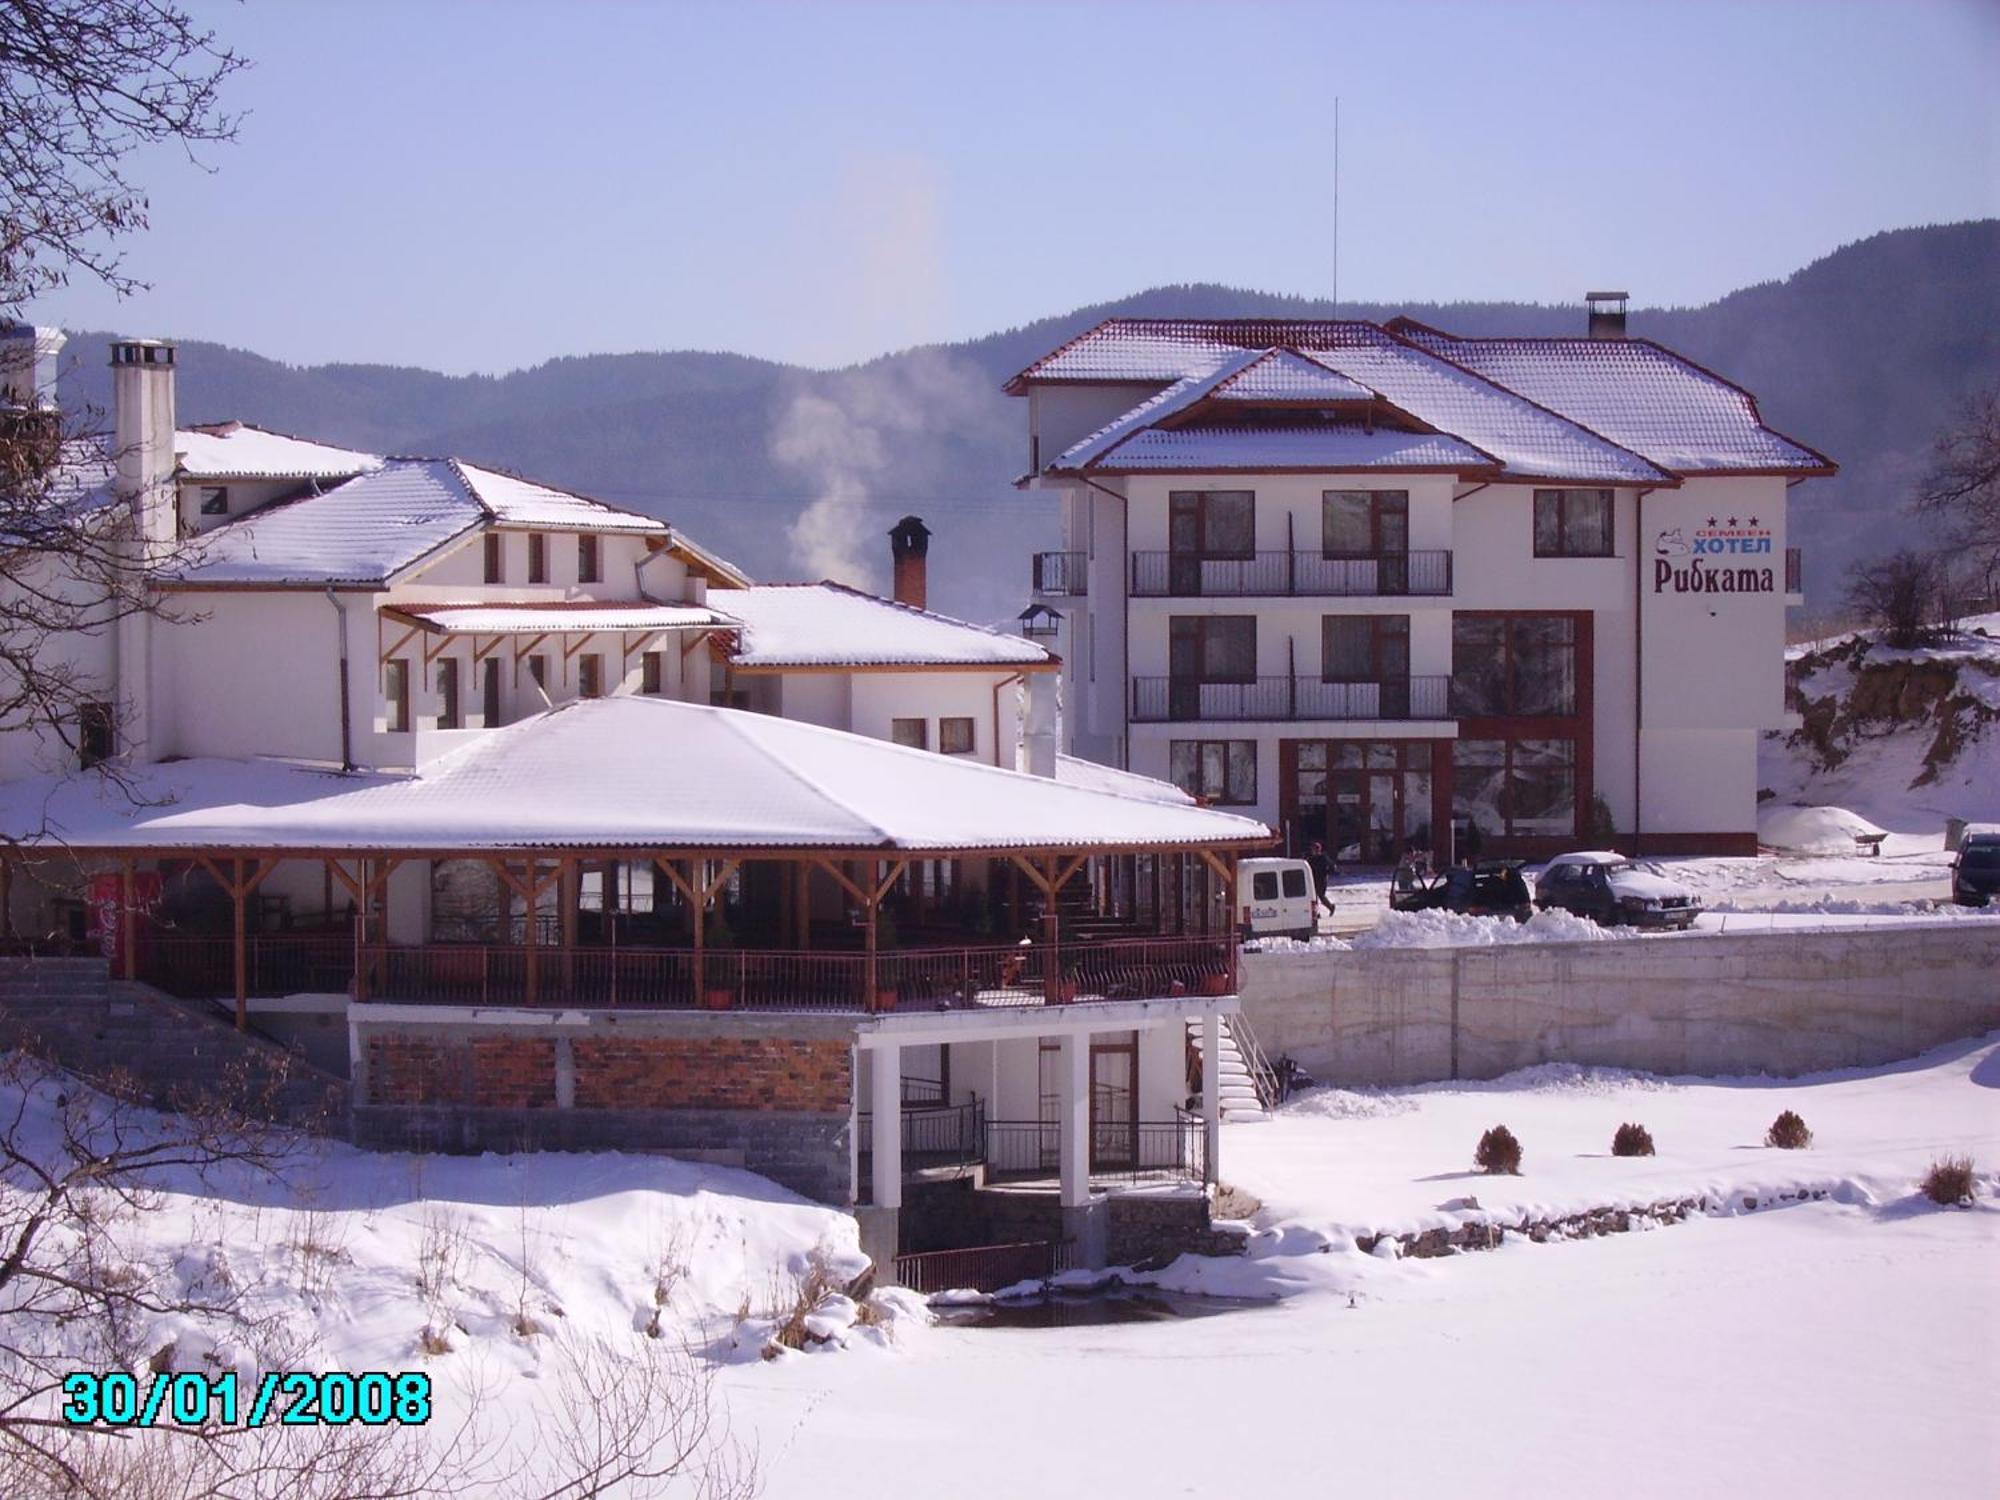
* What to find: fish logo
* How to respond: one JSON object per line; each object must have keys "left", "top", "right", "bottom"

{"left": 1654, "top": 527, "right": 1691, "bottom": 556}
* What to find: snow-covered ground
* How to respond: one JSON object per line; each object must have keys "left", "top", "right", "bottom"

{"left": 740, "top": 1036, "right": 2000, "bottom": 1499}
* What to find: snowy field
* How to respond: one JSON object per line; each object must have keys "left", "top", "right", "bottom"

{"left": 6, "top": 1039, "right": 1994, "bottom": 1496}
{"left": 741, "top": 1036, "right": 2000, "bottom": 1500}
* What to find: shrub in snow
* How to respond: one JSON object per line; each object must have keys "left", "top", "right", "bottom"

{"left": 1474, "top": 1124, "right": 1522, "bottom": 1175}
{"left": 1610, "top": 1122, "right": 1656, "bottom": 1157}
{"left": 1765, "top": 1110, "right": 1813, "bottom": 1150}
{"left": 1920, "top": 1155, "right": 1977, "bottom": 1207}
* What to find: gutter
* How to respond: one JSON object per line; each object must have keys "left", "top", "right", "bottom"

{"left": 1632, "top": 487, "right": 1660, "bottom": 857}
{"left": 324, "top": 587, "right": 354, "bottom": 772}
{"left": 991, "top": 671, "right": 1025, "bottom": 770}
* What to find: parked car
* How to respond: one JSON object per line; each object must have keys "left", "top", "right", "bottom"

{"left": 1238, "top": 856, "right": 1324, "bottom": 942}
{"left": 1951, "top": 825, "right": 2000, "bottom": 907}
{"left": 1534, "top": 851, "right": 1700, "bottom": 929}
{"left": 1391, "top": 859, "right": 1534, "bottom": 922}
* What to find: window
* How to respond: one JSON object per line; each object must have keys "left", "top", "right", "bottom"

{"left": 890, "top": 718, "right": 928, "bottom": 750}
{"left": 1168, "top": 490, "right": 1255, "bottom": 558}
{"left": 577, "top": 654, "right": 604, "bottom": 698}
{"left": 1533, "top": 489, "right": 1614, "bottom": 558}
{"left": 1168, "top": 616, "right": 1256, "bottom": 682}
{"left": 436, "top": 658, "right": 461, "bottom": 729}
{"left": 483, "top": 532, "right": 504, "bottom": 584}
{"left": 384, "top": 659, "right": 411, "bottom": 733}
{"left": 1281, "top": 868, "right": 1309, "bottom": 899}
{"left": 578, "top": 534, "right": 601, "bottom": 584}
{"left": 640, "top": 651, "right": 663, "bottom": 695}
{"left": 198, "top": 486, "right": 229, "bottom": 516}
{"left": 481, "top": 657, "right": 502, "bottom": 726}
{"left": 1170, "top": 740, "right": 1257, "bottom": 804}
{"left": 938, "top": 716, "right": 975, "bottom": 755}
{"left": 1322, "top": 615, "right": 1409, "bottom": 681}
{"left": 1322, "top": 490, "right": 1408, "bottom": 556}
{"left": 1451, "top": 615, "right": 1578, "bottom": 717}
{"left": 78, "top": 702, "right": 116, "bottom": 768}
{"left": 527, "top": 533, "right": 548, "bottom": 583}
{"left": 1251, "top": 871, "right": 1279, "bottom": 901}
{"left": 1452, "top": 737, "right": 1577, "bottom": 839}
{"left": 526, "top": 655, "right": 548, "bottom": 699}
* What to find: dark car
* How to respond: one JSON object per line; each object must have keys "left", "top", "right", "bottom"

{"left": 1391, "top": 859, "right": 1533, "bottom": 922}
{"left": 1952, "top": 830, "right": 2000, "bottom": 907}
{"left": 1534, "top": 851, "right": 1700, "bottom": 930}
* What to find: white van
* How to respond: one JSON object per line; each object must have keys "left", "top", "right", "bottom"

{"left": 1238, "top": 857, "right": 1323, "bottom": 942}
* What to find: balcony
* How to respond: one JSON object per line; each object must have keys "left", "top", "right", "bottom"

{"left": 1130, "top": 549, "right": 1452, "bottom": 599}
{"left": 1032, "top": 550, "right": 1088, "bottom": 597}
{"left": 1129, "top": 675, "right": 1451, "bottom": 724}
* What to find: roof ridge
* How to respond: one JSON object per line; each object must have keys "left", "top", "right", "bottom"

{"left": 709, "top": 706, "right": 897, "bottom": 847}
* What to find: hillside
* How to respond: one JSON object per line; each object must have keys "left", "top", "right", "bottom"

{"left": 53, "top": 221, "right": 2000, "bottom": 625}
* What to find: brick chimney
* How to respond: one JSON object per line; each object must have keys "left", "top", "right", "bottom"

{"left": 1586, "top": 291, "right": 1628, "bottom": 340}
{"left": 889, "top": 515, "right": 931, "bottom": 610}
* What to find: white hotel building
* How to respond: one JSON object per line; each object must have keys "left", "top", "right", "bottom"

{"left": 1012, "top": 301, "right": 1835, "bottom": 859}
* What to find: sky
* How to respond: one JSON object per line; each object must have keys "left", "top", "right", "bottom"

{"left": 22, "top": 0, "right": 2000, "bottom": 375}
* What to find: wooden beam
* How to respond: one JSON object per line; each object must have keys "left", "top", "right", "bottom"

{"left": 810, "top": 857, "right": 871, "bottom": 908}
{"left": 469, "top": 633, "right": 507, "bottom": 666}
{"left": 231, "top": 855, "right": 249, "bottom": 1031}
{"left": 561, "top": 631, "right": 599, "bottom": 663}
{"left": 376, "top": 624, "right": 421, "bottom": 666}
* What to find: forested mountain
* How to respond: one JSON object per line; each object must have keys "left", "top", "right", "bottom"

{"left": 55, "top": 221, "right": 1999, "bottom": 626}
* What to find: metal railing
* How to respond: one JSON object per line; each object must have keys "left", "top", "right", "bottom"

{"left": 1129, "top": 674, "right": 1450, "bottom": 723}
{"left": 1131, "top": 549, "right": 1451, "bottom": 598}
{"left": 858, "top": 1099, "right": 988, "bottom": 1179}
{"left": 141, "top": 932, "right": 356, "bottom": 999}
{"left": 1032, "top": 550, "right": 1088, "bottom": 597}
{"left": 1785, "top": 546, "right": 1803, "bottom": 595}
{"left": 984, "top": 1109, "right": 1206, "bottom": 1185}
{"left": 352, "top": 934, "right": 1233, "bottom": 1012}
{"left": 893, "top": 1240, "right": 1075, "bottom": 1295}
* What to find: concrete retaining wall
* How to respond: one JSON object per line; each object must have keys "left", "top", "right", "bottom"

{"left": 1239, "top": 922, "right": 2000, "bottom": 1085}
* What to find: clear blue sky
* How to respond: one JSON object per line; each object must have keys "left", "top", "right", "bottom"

{"left": 26, "top": 0, "right": 2000, "bottom": 374}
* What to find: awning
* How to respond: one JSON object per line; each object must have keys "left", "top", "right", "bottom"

{"left": 384, "top": 602, "right": 731, "bottom": 635}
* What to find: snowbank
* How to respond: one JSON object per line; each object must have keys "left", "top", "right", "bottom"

{"left": 1349, "top": 906, "right": 1620, "bottom": 948}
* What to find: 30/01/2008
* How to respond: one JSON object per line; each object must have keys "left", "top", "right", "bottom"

{"left": 61, "top": 1370, "right": 432, "bottom": 1428}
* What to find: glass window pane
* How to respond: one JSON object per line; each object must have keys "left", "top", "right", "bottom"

{"left": 1534, "top": 491, "right": 1563, "bottom": 554}
{"left": 1297, "top": 742, "right": 1327, "bottom": 770}
{"left": 1201, "top": 742, "right": 1226, "bottom": 794}
{"left": 1281, "top": 869, "right": 1308, "bottom": 898}
{"left": 1406, "top": 741, "right": 1431, "bottom": 770}
{"left": 1334, "top": 742, "right": 1365, "bottom": 769}
{"left": 1206, "top": 492, "right": 1255, "bottom": 556}
{"left": 1322, "top": 492, "right": 1373, "bottom": 554}
{"left": 1366, "top": 743, "right": 1397, "bottom": 769}
{"left": 1323, "top": 617, "right": 1371, "bottom": 680}
{"left": 1452, "top": 616, "right": 1506, "bottom": 715}
{"left": 1511, "top": 617, "right": 1577, "bottom": 716}
{"left": 1575, "top": 490, "right": 1613, "bottom": 555}
{"left": 1227, "top": 741, "right": 1256, "bottom": 802}
{"left": 1170, "top": 741, "right": 1199, "bottom": 795}
{"left": 1207, "top": 618, "right": 1256, "bottom": 680}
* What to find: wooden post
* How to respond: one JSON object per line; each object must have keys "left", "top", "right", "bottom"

{"left": 0, "top": 851, "right": 12, "bottom": 946}
{"left": 231, "top": 855, "right": 248, "bottom": 1031}
{"left": 864, "top": 858, "right": 879, "bottom": 1013}
{"left": 690, "top": 859, "right": 705, "bottom": 1001}
{"left": 1042, "top": 854, "right": 1061, "bottom": 1004}
{"left": 524, "top": 861, "right": 541, "bottom": 1005}
{"left": 119, "top": 858, "right": 137, "bottom": 981}
{"left": 559, "top": 856, "right": 578, "bottom": 997}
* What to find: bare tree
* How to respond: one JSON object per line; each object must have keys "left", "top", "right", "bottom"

{"left": 1913, "top": 384, "right": 2000, "bottom": 573}
{"left": 0, "top": 1052, "right": 757, "bottom": 1498}
{"left": 1843, "top": 547, "right": 1945, "bottom": 650}
{"left": 0, "top": 0, "right": 246, "bottom": 311}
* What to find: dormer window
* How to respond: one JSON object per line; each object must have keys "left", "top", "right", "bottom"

{"left": 198, "top": 486, "right": 229, "bottom": 516}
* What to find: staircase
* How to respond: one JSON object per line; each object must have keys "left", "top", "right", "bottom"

{"left": 1186, "top": 1015, "right": 1271, "bottom": 1124}
{"left": 1, "top": 955, "right": 348, "bottom": 1133}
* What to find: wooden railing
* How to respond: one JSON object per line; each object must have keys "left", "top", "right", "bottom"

{"left": 142, "top": 932, "right": 355, "bottom": 1000}
{"left": 352, "top": 935, "right": 1234, "bottom": 1012}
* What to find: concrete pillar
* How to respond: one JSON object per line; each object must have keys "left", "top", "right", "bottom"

{"left": 1057, "top": 1031, "right": 1091, "bottom": 1209}
{"left": 1201, "top": 1012, "right": 1222, "bottom": 1187}
{"left": 869, "top": 1042, "right": 901, "bottom": 1212}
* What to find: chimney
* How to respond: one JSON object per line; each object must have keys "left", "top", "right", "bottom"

{"left": 888, "top": 514, "right": 931, "bottom": 610}
{"left": 0, "top": 323, "right": 66, "bottom": 409}
{"left": 110, "top": 338, "right": 178, "bottom": 553}
{"left": 1586, "top": 291, "right": 1629, "bottom": 340}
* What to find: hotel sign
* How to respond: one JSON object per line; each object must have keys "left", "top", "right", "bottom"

{"left": 1652, "top": 515, "right": 1775, "bottom": 595}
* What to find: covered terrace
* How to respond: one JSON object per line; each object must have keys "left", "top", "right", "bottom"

{"left": 0, "top": 698, "right": 1272, "bottom": 1026}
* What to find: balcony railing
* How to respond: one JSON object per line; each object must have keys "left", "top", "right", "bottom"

{"left": 1131, "top": 549, "right": 1452, "bottom": 598}
{"left": 1032, "top": 550, "right": 1088, "bottom": 597}
{"left": 349, "top": 934, "right": 1233, "bottom": 1012}
{"left": 985, "top": 1107, "right": 1207, "bottom": 1185}
{"left": 1785, "top": 546, "right": 1803, "bottom": 595}
{"left": 142, "top": 932, "right": 356, "bottom": 1000}
{"left": 1130, "top": 675, "right": 1450, "bottom": 724}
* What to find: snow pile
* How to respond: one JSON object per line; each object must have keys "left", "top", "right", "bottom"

{"left": 1348, "top": 906, "right": 1621, "bottom": 949}
{"left": 1758, "top": 802, "right": 1889, "bottom": 854}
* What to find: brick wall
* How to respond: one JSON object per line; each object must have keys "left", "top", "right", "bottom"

{"left": 572, "top": 1037, "right": 848, "bottom": 1112}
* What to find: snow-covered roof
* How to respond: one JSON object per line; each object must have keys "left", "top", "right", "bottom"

{"left": 0, "top": 697, "right": 1268, "bottom": 853}
{"left": 163, "top": 458, "right": 667, "bottom": 588}
{"left": 715, "top": 583, "right": 1053, "bottom": 670}
{"left": 1054, "top": 754, "right": 1196, "bottom": 807}
{"left": 387, "top": 602, "right": 728, "bottom": 635}
{"left": 175, "top": 422, "right": 383, "bottom": 481}
{"left": 1069, "top": 424, "right": 1495, "bottom": 474}
{"left": 1020, "top": 320, "right": 1674, "bottom": 486}
{"left": 1393, "top": 334, "right": 1834, "bottom": 475}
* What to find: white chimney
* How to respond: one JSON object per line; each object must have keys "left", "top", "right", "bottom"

{"left": 0, "top": 324, "right": 66, "bottom": 409}
{"left": 110, "top": 338, "right": 178, "bottom": 553}
{"left": 1022, "top": 671, "right": 1059, "bottom": 779}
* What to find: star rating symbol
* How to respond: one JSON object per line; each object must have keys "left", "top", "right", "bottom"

{"left": 1747, "top": 515, "right": 1760, "bottom": 526}
{"left": 1727, "top": 516, "right": 1739, "bottom": 527}
{"left": 1706, "top": 516, "right": 1718, "bottom": 527}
